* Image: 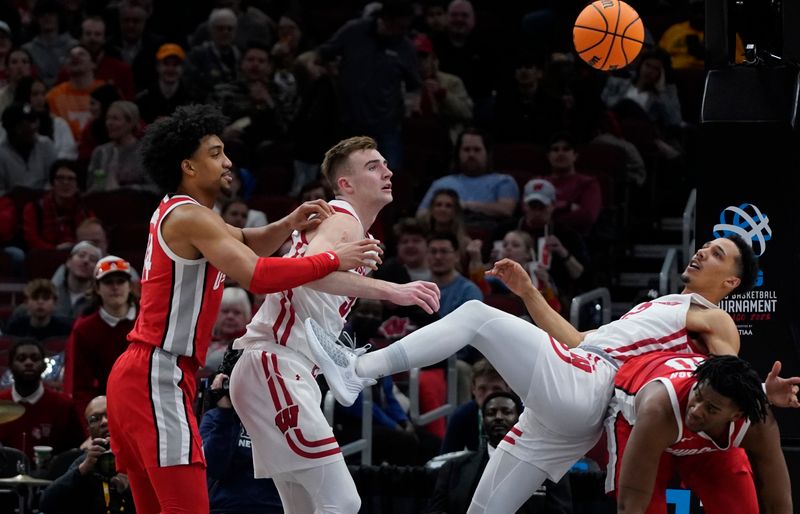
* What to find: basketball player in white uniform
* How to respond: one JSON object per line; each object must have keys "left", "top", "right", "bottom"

{"left": 228, "top": 136, "right": 440, "bottom": 514}
{"left": 308, "top": 235, "right": 797, "bottom": 513}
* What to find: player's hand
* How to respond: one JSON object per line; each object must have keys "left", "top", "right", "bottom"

{"left": 286, "top": 200, "right": 335, "bottom": 232}
{"left": 765, "top": 361, "right": 800, "bottom": 408}
{"left": 487, "top": 258, "right": 538, "bottom": 299}
{"left": 332, "top": 238, "right": 383, "bottom": 271}
{"left": 388, "top": 281, "right": 440, "bottom": 314}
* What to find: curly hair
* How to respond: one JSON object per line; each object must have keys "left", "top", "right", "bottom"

{"left": 693, "top": 355, "right": 768, "bottom": 424}
{"left": 141, "top": 104, "right": 228, "bottom": 193}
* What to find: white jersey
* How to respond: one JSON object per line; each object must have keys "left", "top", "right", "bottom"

{"left": 579, "top": 293, "right": 718, "bottom": 365}
{"left": 233, "top": 200, "right": 372, "bottom": 359}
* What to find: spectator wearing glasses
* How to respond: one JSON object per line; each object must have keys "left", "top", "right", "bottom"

{"left": 40, "top": 395, "right": 135, "bottom": 514}
{"left": 64, "top": 255, "right": 138, "bottom": 418}
{"left": 185, "top": 8, "right": 241, "bottom": 101}
{"left": 23, "top": 159, "right": 92, "bottom": 250}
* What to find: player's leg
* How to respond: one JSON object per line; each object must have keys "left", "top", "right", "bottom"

{"left": 309, "top": 300, "right": 547, "bottom": 404}
{"left": 467, "top": 449, "right": 550, "bottom": 514}
{"left": 126, "top": 468, "right": 163, "bottom": 514}
{"left": 676, "top": 449, "right": 757, "bottom": 514}
{"left": 147, "top": 463, "right": 209, "bottom": 513}
{"left": 274, "top": 460, "right": 361, "bottom": 514}
{"left": 273, "top": 476, "right": 316, "bottom": 514}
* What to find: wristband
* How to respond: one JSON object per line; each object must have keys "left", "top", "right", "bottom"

{"left": 249, "top": 252, "right": 339, "bottom": 294}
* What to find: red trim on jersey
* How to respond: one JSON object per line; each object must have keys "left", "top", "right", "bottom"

{"left": 293, "top": 429, "right": 337, "bottom": 447}
{"left": 502, "top": 435, "right": 516, "bottom": 445}
{"left": 510, "top": 426, "right": 523, "bottom": 436}
{"left": 279, "top": 291, "right": 297, "bottom": 346}
{"left": 271, "top": 353, "right": 293, "bottom": 406}
{"left": 549, "top": 336, "right": 572, "bottom": 364}
{"left": 606, "top": 328, "right": 688, "bottom": 356}
{"left": 286, "top": 435, "right": 342, "bottom": 459}
{"left": 272, "top": 293, "right": 290, "bottom": 344}
{"left": 332, "top": 206, "right": 356, "bottom": 217}
{"left": 261, "top": 352, "right": 283, "bottom": 409}
{"left": 259, "top": 352, "right": 342, "bottom": 459}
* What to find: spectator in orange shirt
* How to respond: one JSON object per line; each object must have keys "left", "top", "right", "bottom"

{"left": 46, "top": 45, "right": 104, "bottom": 140}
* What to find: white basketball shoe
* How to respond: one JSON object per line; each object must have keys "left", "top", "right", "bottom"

{"left": 305, "top": 318, "right": 376, "bottom": 407}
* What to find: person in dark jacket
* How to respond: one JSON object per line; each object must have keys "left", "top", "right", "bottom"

{"left": 200, "top": 348, "right": 283, "bottom": 514}
{"left": 40, "top": 395, "right": 134, "bottom": 513}
{"left": 425, "top": 391, "right": 572, "bottom": 514}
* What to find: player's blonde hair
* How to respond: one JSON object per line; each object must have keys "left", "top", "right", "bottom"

{"left": 320, "top": 136, "right": 377, "bottom": 194}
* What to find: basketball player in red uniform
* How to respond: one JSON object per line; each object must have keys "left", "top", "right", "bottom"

{"left": 607, "top": 353, "right": 792, "bottom": 514}
{"left": 106, "top": 105, "right": 383, "bottom": 514}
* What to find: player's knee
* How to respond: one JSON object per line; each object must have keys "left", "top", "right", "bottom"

{"left": 337, "top": 494, "right": 361, "bottom": 514}
{"left": 457, "top": 299, "right": 490, "bottom": 320}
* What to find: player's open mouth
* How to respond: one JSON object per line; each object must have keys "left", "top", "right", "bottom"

{"left": 688, "top": 259, "right": 701, "bottom": 271}
{"left": 382, "top": 184, "right": 392, "bottom": 192}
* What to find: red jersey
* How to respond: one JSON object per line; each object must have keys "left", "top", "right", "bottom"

{"left": 127, "top": 195, "right": 225, "bottom": 368}
{"left": 605, "top": 352, "right": 754, "bottom": 499}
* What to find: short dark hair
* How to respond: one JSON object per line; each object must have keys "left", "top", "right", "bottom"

{"left": 481, "top": 390, "right": 522, "bottom": 417}
{"left": 693, "top": 356, "right": 768, "bottom": 424}
{"left": 378, "top": 0, "right": 414, "bottom": 19}
{"left": 24, "top": 278, "right": 57, "bottom": 300}
{"left": 393, "top": 217, "right": 428, "bottom": 239}
{"left": 428, "top": 230, "right": 460, "bottom": 251}
{"left": 9, "top": 338, "right": 44, "bottom": 363}
{"left": 220, "top": 196, "right": 248, "bottom": 216}
{"left": 471, "top": 358, "right": 502, "bottom": 384}
{"left": 548, "top": 131, "right": 576, "bottom": 150}
{"left": 726, "top": 234, "right": 759, "bottom": 296}
{"left": 141, "top": 104, "right": 229, "bottom": 193}
{"left": 455, "top": 127, "right": 491, "bottom": 158}
{"left": 49, "top": 159, "right": 81, "bottom": 184}
{"left": 243, "top": 40, "right": 271, "bottom": 58}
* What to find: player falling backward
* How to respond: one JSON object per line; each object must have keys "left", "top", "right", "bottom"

{"left": 307, "top": 234, "right": 800, "bottom": 514}
{"left": 228, "top": 136, "right": 440, "bottom": 514}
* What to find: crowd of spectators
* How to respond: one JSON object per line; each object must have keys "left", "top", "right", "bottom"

{"left": 0, "top": 0, "right": 728, "bottom": 511}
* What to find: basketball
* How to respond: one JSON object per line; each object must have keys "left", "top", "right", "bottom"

{"left": 573, "top": 0, "right": 644, "bottom": 71}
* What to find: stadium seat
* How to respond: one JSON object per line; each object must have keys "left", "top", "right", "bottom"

{"left": 247, "top": 195, "right": 298, "bottom": 224}
{"left": 84, "top": 190, "right": 160, "bottom": 227}
{"left": 493, "top": 143, "right": 549, "bottom": 174}
{"left": 483, "top": 293, "right": 527, "bottom": 317}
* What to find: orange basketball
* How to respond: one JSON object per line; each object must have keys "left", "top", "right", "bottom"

{"left": 573, "top": 0, "right": 644, "bottom": 71}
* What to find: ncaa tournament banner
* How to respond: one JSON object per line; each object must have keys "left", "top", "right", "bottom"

{"left": 697, "top": 124, "right": 800, "bottom": 439}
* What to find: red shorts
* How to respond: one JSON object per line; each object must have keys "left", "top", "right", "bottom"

{"left": 610, "top": 417, "right": 756, "bottom": 514}
{"left": 107, "top": 342, "right": 205, "bottom": 471}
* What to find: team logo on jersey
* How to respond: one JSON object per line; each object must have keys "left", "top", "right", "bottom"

{"left": 275, "top": 405, "right": 299, "bottom": 433}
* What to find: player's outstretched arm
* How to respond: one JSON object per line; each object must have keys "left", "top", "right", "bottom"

{"left": 685, "top": 308, "right": 740, "bottom": 356}
{"left": 303, "top": 214, "right": 441, "bottom": 314}
{"left": 488, "top": 258, "right": 584, "bottom": 347}
{"left": 617, "top": 385, "right": 678, "bottom": 514}
{"left": 235, "top": 200, "right": 335, "bottom": 256}
{"left": 740, "top": 411, "right": 793, "bottom": 513}
{"left": 170, "top": 205, "right": 381, "bottom": 293}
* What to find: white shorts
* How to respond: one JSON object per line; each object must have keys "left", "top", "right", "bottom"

{"left": 495, "top": 339, "right": 618, "bottom": 482}
{"left": 229, "top": 344, "right": 343, "bottom": 478}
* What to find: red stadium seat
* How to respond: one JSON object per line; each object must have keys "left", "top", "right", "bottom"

{"left": 25, "top": 249, "right": 70, "bottom": 280}
{"left": 247, "top": 195, "right": 298, "bottom": 225}
{"left": 484, "top": 293, "right": 527, "bottom": 317}
{"left": 493, "top": 143, "right": 549, "bottom": 175}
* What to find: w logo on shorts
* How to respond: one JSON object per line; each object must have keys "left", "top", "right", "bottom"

{"left": 275, "top": 405, "right": 299, "bottom": 433}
